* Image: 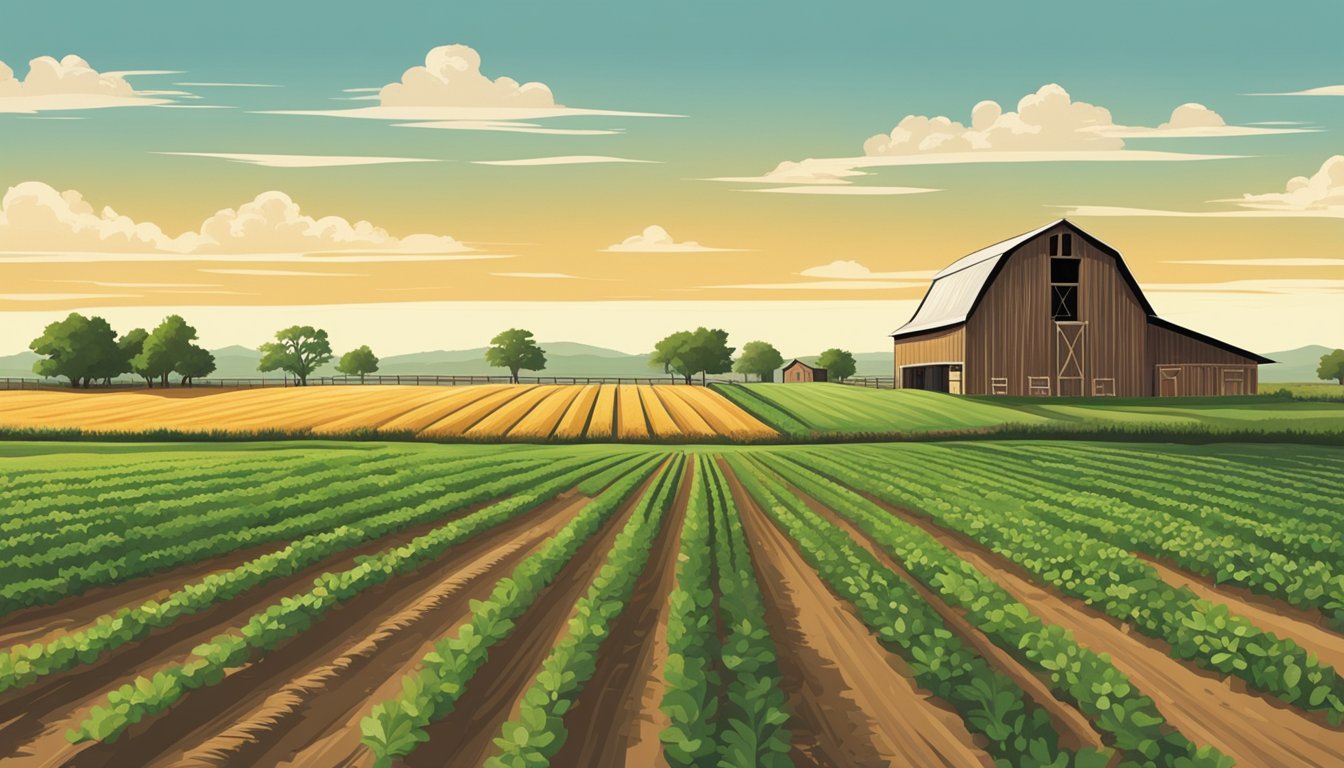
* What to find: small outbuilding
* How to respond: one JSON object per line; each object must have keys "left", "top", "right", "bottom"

{"left": 782, "top": 359, "right": 828, "bottom": 383}
{"left": 892, "top": 220, "right": 1272, "bottom": 397}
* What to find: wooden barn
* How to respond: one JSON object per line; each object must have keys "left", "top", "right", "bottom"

{"left": 782, "top": 359, "right": 828, "bottom": 383}
{"left": 891, "top": 220, "right": 1271, "bottom": 397}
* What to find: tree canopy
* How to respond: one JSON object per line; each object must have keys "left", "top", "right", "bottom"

{"left": 484, "top": 329, "right": 546, "bottom": 383}
{"left": 337, "top": 345, "right": 380, "bottom": 381}
{"left": 650, "top": 327, "right": 734, "bottom": 384}
{"left": 133, "top": 315, "right": 204, "bottom": 387}
{"left": 117, "top": 328, "right": 150, "bottom": 384}
{"left": 29, "top": 312, "right": 122, "bottom": 387}
{"left": 733, "top": 340, "right": 784, "bottom": 382}
{"left": 175, "top": 346, "right": 216, "bottom": 386}
{"left": 258, "top": 325, "right": 333, "bottom": 385}
{"left": 817, "top": 348, "right": 857, "bottom": 382}
{"left": 1319, "top": 349, "right": 1344, "bottom": 385}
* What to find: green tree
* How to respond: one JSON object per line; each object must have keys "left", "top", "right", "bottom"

{"left": 484, "top": 329, "right": 546, "bottom": 384}
{"left": 176, "top": 346, "right": 216, "bottom": 387}
{"left": 133, "top": 315, "right": 201, "bottom": 388}
{"left": 817, "top": 348, "right": 856, "bottom": 382}
{"left": 336, "top": 345, "right": 380, "bottom": 382}
{"left": 733, "top": 340, "right": 784, "bottom": 382}
{"left": 650, "top": 327, "right": 734, "bottom": 385}
{"left": 258, "top": 325, "right": 333, "bottom": 386}
{"left": 1319, "top": 348, "right": 1344, "bottom": 385}
{"left": 117, "top": 328, "right": 150, "bottom": 385}
{"left": 29, "top": 312, "right": 121, "bottom": 388}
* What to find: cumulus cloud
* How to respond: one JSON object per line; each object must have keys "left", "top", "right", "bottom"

{"left": 604, "top": 225, "right": 733, "bottom": 253}
{"left": 380, "top": 45, "right": 556, "bottom": 108}
{"left": 1161, "top": 103, "right": 1225, "bottom": 129}
{"left": 0, "top": 181, "right": 471, "bottom": 256}
{"left": 0, "top": 55, "right": 172, "bottom": 112}
{"left": 264, "top": 44, "right": 675, "bottom": 133}
{"left": 800, "top": 260, "right": 936, "bottom": 280}
{"left": 1061, "top": 156, "right": 1344, "bottom": 219}
{"left": 1099, "top": 102, "right": 1309, "bottom": 138}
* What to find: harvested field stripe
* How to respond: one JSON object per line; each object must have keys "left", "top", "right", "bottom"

{"left": 310, "top": 388, "right": 453, "bottom": 433}
{"left": 377, "top": 386, "right": 509, "bottom": 433}
{"left": 421, "top": 386, "right": 537, "bottom": 437}
{"left": 638, "top": 385, "right": 682, "bottom": 439}
{"left": 553, "top": 384, "right": 600, "bottom": 440}
{"left": 616, "top": 384, "right": 651, "bottom": 440}
{"left": 586, "top": 384, "right": 618, "bottom": 439}
{"left": 507, "top": 386, "right": 582, "bottom": 440}
{"left": 651, "top": 387, "right": 715, "bottom": 437}
{"left": 466, "top": 386, "right": 556, "bottom": 437}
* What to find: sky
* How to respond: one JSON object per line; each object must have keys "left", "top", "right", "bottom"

{"left": 0, "top": 1, "right": 1340, "bottom": 356}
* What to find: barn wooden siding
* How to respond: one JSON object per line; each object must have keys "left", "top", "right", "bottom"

{"left": 963, "top": 230, "right": 1148, "bottom": 396}
{"left": 892, "top": 326, "right": 965, "bottom": 380}
{"left": 1146, "top": 325, "right": 1259, "bottom": 395}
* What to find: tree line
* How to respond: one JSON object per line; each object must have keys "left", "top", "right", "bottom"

{"left": 27, "top": 314, "right": 856, "bottom": 387}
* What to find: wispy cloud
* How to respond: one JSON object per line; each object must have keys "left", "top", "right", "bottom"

{"left": 0, "top": 54, "right": 175, "bottom": 112}
{"left": 156, "top": 152, "right": 439, "bottom": 168}
{"left": 174, "top": 82, "right": 279, "bottom": 88}
{"left": 800, "top": 260, "right": 936, "bottom": 280}
{"left": 1166, "top": 258, "right": 1344, "bottom": 267}
{"left": 200, "top": 268, "right": 367, "bottom": 277}
{"left": 752, "top": 185, "right": 939, "bottom": 196}
{"left": 1247, "top": 85, "right": 1344, "bottom": 97}
{"left": 604, "top": 225, "right": 736, "bottom": 253}
{"left": 490, "top": 272, "right": 578, "bottom": 279}
{"left": 706, "top": 280, "right": 924, "bottom": 291}
{"left": 473, "top": 155, "right": 657, "bottom": 166}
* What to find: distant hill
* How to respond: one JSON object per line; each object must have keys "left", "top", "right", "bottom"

{"left": 1259, "top": 345, "right": 1334, "bottom": 383}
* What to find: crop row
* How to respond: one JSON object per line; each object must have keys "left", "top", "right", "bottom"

{"left": 1, "top": 453, "right": 548, "bottom": 612}
{"left": 69, "top": 452, "right": 638, "bottom": 744}
{"left": 360, "top": 454, "right": 667, "bottom": 765}
{"left": 726, "top": 454, "right": 1105, "bottom": 768}
{"left": 0, "top": 453, "right": 245, "bottom": 503}
{"left": 890, "top": 446, "right": 1344, "bottom": 630}
{"left": 764, "top": 452, "right": 1229, "bottom": 767}
{"left": 486, "top": 455, "right": 684, "bottom": 766}
{"left": 0, "top": 454, "right": 614, "bottom": 695}
{"left": 818, "top": 447, "right": 1344, "bottom": 722}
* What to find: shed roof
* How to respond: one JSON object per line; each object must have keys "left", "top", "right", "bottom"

{"left": 782, "top": 358, "right": 824, "bottom": 372}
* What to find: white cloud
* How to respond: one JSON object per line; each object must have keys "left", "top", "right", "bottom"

{"left": 473, "top": 155, "right": 657, "bottom": 166}
{"left": 1144, "top": 279, "right": 1344, "bottom": 294}
{"left": 800, "top": 260, "right": 936, "bottom": 280}
{"left": 156, "top": 152, "right": 439, "bottom": 168}
{"left": 1097, "top": 102, "right": 1311, "bottom": 138}
{"left": 263, "top": 44, "right": 675, "bottom": 133}
{"left": 490, "top": 272, "right": 578, "bottom": 279}
{"left": 604, "top": 225, "right": 734, "bottom": 253}
{"left": 706, "top": 280, "right": 925, "bottom": 291}
{"left": 0, "top": 55, "right": 172, "bottom": 112}
{"left": 0, "top": 181, "right": 471, "bottom": 256}
{"left": 1062, "top": 155, "right": 1344, "bottom": 219}
{"left": 200, "top": 268, "right": 366, "bottom": 277}
{"left": 1167, "top": 258, "right": 1344, "bottom": 267}
{"left": 1249, "top": 85, "right": 1344, "bottom": 97}
{"left": 753, "top": 185, "right": 939, "bottom": 196}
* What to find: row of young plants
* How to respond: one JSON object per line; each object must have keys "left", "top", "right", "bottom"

{"left": 765, "top": 452, "right": 1229, "bottom": 768}
{"left": 360, "top": 454, "right": 667, "bottom": 766}
{"left": 707, "top": 384, "right": 811, "bottom": 437}
{"left": 726, "top": 455, "right": 1108, "bottom": 768}
{"left": 702, "top": 457, "right": 792, "bottom": 767}
{"left": 0, "top": 453, "right": 245, "bottom": 504}
{"left": 485, "top": 456, "right": 685, "bottom": 767}
{"left": 0, "top": 454, "right": 339, "bottom": 557}
{"left": 1007, "top": 445, "right": 1341, "bottom": 559}
{"left": 900, "top": 446, "right": 1344, "bottom": 630}
{"left": 657, "top": 455, "right": 792, "bottom": 768}
{"left": 0, "top": 451, "right": 423, "bottom": 582}
{"left": 69, "top": 452, "right": 637, "bottom": 744}
{"left": 1016, "top": 444, "right": 1341, "bottom": 520}
{"left": 0, "top": 454, "right": 598, "bottom": 695}
{"left": 0, "top": 453, "right": 540, "bottom": 612}
{"left": 824, "top": 446, "right": 1344, "bottom": 723}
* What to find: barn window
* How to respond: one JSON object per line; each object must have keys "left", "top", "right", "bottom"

{"left": 1062, "top": 233, "right": 1073, "bottom": 256}
{"left": 1028, "top": 376, "right": 1051, "bottom": 396}
{"left": 991, "top": 377, "right": 1008, "bottom": 395}
{"left": 1050, "top": 257, "right": 1079, "bottom": 321}
{"left": 1093, "top": 378, "right": 1116, "bottom": 396}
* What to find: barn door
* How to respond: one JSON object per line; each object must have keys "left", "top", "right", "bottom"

{"left": 1159, "top": 367, "right": 1180, "bottom": 397}
{"left": 1222, "top": 368, "right": 1245, "bottom": 396}
{"left": 1055, "top": 323, "right": 1085, "bottom": 397}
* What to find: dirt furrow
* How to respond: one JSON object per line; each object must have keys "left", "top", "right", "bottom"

{"left": 0, "top": 497, "right": 502, "bottom": 768}
{"left": 860, "top": 493, "right": 1344, "bottom": 768}
{"left": 787, "top": 483, "right": 1106, "bottom": 754}
{"left": 728, "top": 469, "right": 995, "bottom": 768}
{"left": 1137, "top": 555, "right": 1344, "bottom": 674}
{"left": 403, "top": 466, "right": 664, "bottom": 768}
{"left": 158, "top": 493, "right": 591, "bottom": 768}
{"left": 549, "top": 461, "right": 691, "bottom": 768}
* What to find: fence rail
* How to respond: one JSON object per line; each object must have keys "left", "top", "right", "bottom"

{"left": 840, "top": 376, "right": 897, "bottom": 389}
{"left": 0, "top": 373, "right": 707, "bottom": 390}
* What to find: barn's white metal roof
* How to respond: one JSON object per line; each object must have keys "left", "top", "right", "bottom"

{"left": 892, "top": 220, "right": 1063, "bottom": 337}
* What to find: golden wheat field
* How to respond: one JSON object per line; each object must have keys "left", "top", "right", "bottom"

{"left": 0, "top": 384, "right": 776, "bottom": 441}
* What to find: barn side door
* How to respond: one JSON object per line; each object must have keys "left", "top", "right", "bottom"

{"left": 1055, "top": 322, "right": 1085, "bottom": 397}
{"left": 1158, "top": 366, "right": 1180, "bottom": 397}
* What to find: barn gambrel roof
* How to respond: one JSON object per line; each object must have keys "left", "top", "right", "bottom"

{"left": 891, "top": 219, "right": 1271, "bottom": 363}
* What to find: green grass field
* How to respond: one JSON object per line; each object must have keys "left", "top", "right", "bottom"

{"left": 712, "top": 382, "right": 1344, "bottom": 439}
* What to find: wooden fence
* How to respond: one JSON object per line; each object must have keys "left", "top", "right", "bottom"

{"left": 0, "top": 374, "right": 704, "bottom": 390}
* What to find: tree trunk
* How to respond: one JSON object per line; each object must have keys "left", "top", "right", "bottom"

{"left": 683, "top": 374, "right": 693, "bottom": 385}
{"left": 160, "top": 372, "right": 169, "bottom": 388}
{"left": 510, "top": 368, "right": 520, "bottom": 384}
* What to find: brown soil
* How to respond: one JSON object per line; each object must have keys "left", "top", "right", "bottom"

{"left": 156, "top": 493, "right": 593, "bottom": 768}
{"left": 724, "top": 466, "right": 995, "bottom": 768}
{"left": 861, "top": 493, "right": 1344, "bottom": 768}
{"left": 401, "top": 465, "right": 666, "bottom": 768}
{"left": 0, "top": 497, "right": 501, "bottom": 768}
{"left": 786, "top": 483, "right": 1106, "bottom": 754}
{"left": 1138, "top": 554, "right": 1344, "bottom": 673}
{"left": 548, "top": 460, "right": 691, "bottom": 768}
{"left": 57, "top": 491, "right": 590, "bottom": 768}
